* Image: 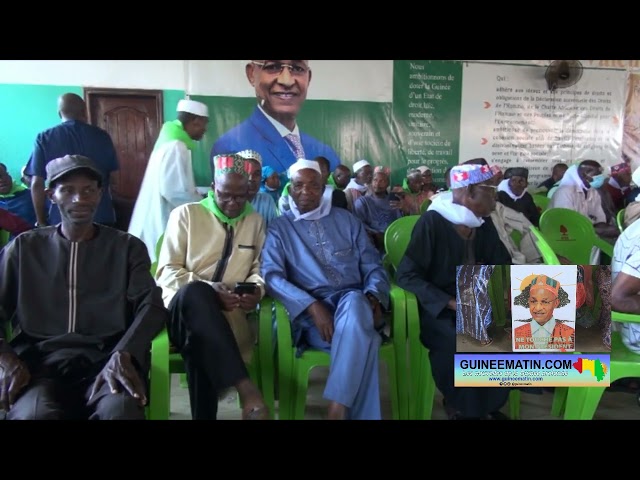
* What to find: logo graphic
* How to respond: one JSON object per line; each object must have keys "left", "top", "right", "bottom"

{"left": 559, "top": 225, "right": 570, "bottom": 241}
{"left": 572, "top": 357, "right": 608, "bottom": 382}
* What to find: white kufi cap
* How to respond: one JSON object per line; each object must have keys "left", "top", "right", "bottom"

{"left": 177, "top": 99, "right": 209, "bottom": 117}
{"left": 352, "top": 159, "right": 370, "bottom": 173}
{"left": 288, "top": 159, "right": 322, "bottom": 179}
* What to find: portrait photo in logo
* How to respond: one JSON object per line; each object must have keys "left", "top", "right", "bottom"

{"left": 511, "top": 265, "right": 577, "bottom": 352}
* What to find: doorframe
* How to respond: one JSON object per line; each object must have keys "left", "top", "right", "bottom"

{"left": 84, "top": 87, "right": 164, "bottom": 129}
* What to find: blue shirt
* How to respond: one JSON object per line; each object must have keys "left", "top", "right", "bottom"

{"left": 24, "top": 120, "right": 119, "bottom": 224}
{"left": 0, "top": 188, "right": 37, "bottom": 226}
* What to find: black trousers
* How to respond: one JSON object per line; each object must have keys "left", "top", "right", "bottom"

{"left": 167, "top": 281, "right": 249, "bottom": 420}
{"left": 5, "top": 347, "right": 145, "bottom": 420}
{"left": 420, "top": 307, "right": 510, "bottom": 418}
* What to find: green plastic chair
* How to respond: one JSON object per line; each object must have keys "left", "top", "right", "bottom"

{"left": 148, "top": 296, "right": 275, "bottom": 420}
{"left": 384, "top": 215, "right": 421, "bottom": 419}
{"left": 419, "top": 198, "right": 431, "bottom": 214}
{"left": 539, "top": 207, "right": 614, "bottom": 264}
{"left": 560, "top": 310, "right": 635, "bottom": 420}
{"left": 384, "top": 216, "right": 518, "bottom": 419}
{"left": 532, "top": 195, "right": 550, "bottom": 215}
{"left": 148, "top": 233, "right": 275, "bottom": 419}
{"left": 274, "top": 296, "right": 406, "bottom": 420}
{"left": 617, "top": 208, "right": 625, "bottom": 233}
{"left": 0, "top": 229, "right": 8, "bottom": 248}
{"left": 528, "top": 226, "right": 561, "bottom": 265}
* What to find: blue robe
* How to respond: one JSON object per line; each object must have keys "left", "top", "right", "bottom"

{"left": 250, "top": 192, "right": 279, "bottom": 229}
{"left": 353, "top": 193, "right": 403, "bottom": 234}
{"left": 261, "top": 207, "right": 390, "bottom": 419}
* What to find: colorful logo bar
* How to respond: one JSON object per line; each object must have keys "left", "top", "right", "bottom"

{"left": 454, "top": 354, "right": 610, "bottom": 387}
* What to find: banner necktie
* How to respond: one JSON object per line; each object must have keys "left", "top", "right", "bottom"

{"left": 285, "top": 133, "right": 306, "bottom": 160}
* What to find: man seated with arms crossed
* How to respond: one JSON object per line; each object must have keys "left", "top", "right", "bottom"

{"left": 0, "top": 155, "right": 167, "bottom": 420}
{"left": 155, "top": 154, "right": 269, "bottom": 420}
{"left": 261, "top": 159, "right": 390, "bottom": 420}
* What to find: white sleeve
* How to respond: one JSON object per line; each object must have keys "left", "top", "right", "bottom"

{"left": 549, "top": 186, "right": 576, "bottom": 210}
{"left": 158, "top": 141, "right": 203, "bottom": 208}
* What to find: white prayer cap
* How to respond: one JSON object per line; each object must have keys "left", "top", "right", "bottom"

{"left": 352, "top": 159, "right": 370, "bottom": 173}
{"left": 237, "top": 150, "right": 262, "bottom": 164}
{"left": 416, "top": 166, "right": 431, "bottom": 174}
{"left": 288, "top": 159, "right": 322, "bottom": 179}
{"left": 177, "top": 99, "right": 209, "bottom": 117}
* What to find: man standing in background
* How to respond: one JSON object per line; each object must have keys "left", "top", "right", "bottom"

{"left": 128, "top": 99, "right": 209, "bottom": 261}
{"left": 24, "top": 93, "right": 119, "bottom": 228}
{"left": 212, "top": 60, "right": 342, "bottom": 179}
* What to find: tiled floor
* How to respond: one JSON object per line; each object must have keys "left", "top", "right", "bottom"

{"left": 167, "top": 361, "right": 640, "bottom": 420}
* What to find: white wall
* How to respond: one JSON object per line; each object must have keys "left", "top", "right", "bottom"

{"left": 0, "top": 60, "right": 633, "bottom": 101}
{"left": 0, "top": 60, "right": 187, "bottom": 90}
{"left": 187, "top": 60, "right": 393, "bottom": 102}
{"left": 0, "top": 60, "right": 394, "bottom": 102}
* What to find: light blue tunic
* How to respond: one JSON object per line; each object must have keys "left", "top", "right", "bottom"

{"left": 262, "top": 207, "right": 390, "bottom": 419}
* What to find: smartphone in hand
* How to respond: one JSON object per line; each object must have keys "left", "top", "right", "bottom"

{"left": 234, "top": 282, "right": 258, "bottom": 295}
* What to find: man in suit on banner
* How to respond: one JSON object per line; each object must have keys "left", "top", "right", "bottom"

{"left": 211, "top": 60, "right": 341, "bottom": 183}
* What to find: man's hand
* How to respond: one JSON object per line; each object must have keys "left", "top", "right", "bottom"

{"left": 211, "top": 283, "right": 241, "bottom": 311}
{"left": 238, "top": 287, "right": 262, "bottom": 312}
{"left": 447, "top": 298, "right": 457, "bottom": 311}
{"left": 307, "top": 301, "right": 335, "bottom": 343}
{"left": 0, "top": 352, "right": 31, "bottom": 411}
{"left": 366, "top": 293, "right": 383, "bottom": 328}
{"left": 89, "top": 351, "right": 146, "bottom": 406}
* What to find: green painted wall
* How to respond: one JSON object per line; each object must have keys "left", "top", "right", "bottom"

{"left": 0, "top": 84, "right": 83, "bottom": 179}
{"left": 190, "top": 95, "right": 400, "bottom": 186}
{"left": 0, "top": 84, "right": 185, "bottom": 181}
{"left": 0, "top": 85, "right": 402, "bottom": 188}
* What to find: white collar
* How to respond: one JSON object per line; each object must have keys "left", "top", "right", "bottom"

{"left": 258, "top": 104, "right": 300, "bottom": 137}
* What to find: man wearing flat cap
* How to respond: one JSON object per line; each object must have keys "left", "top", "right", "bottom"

{"left": 497, "top": 167, "right": 540, "bottom": 226}
{"left": 129, "top": 99, "right": 209, "bottom": 261}
{"left": 211, "top": 61, "right": 342, "bottom": 183}
{"left": 0, "top": 155, "right": 167, "bottom": 420}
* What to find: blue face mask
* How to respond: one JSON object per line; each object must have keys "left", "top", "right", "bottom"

{"left": 589, "top": 174, "right": 605, "bottom": 189}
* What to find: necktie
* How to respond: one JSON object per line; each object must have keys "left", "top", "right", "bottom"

{"left": 285, "top": 133, "right": 306, "bottom": 160}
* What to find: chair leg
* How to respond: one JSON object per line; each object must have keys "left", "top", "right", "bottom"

{"left": 508, "top": 389, "right": 521, "bottom": 419}
{"left": 294, "top": 364, "right": 313, "bottom": 420}
{"left": 149, "top": 329, "right": 171, "bottom": 420}
{"left": 551, "top": 387, "right": 568, "bottom": 417}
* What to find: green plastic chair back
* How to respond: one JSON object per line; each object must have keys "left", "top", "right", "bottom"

{"left": 384, "top": 215, "right": 420, "bottom": 272}
{"left": 0, "top": 229, "right": 9, "bottom": 248}
{"left": 539, "top": 208, "right": 614, "bottom": 264}
{"left": 274, "top": 297, "right": 407, "bottom": 419}
{"left": 532, "top": 194, "right": 550, "bottom": 215}
{"left": 561, "top": 310, "right": 636, "bottom": 419}
{"left": 528, "top": 226, "right": 561, "bottom": 265}
{"left": 617, "top": 208, "right": 625, "bottom": 233}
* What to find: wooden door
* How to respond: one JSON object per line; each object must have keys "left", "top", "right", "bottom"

{"left": 85, "top": 88, "right": 163, "bottom": 231}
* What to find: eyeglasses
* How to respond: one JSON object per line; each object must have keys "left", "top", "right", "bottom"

{"left": 476, "top": 184, "right": 498, "bottom": 190}
{"left": 252, "top": 61, "right": 310, "bottom": 77}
